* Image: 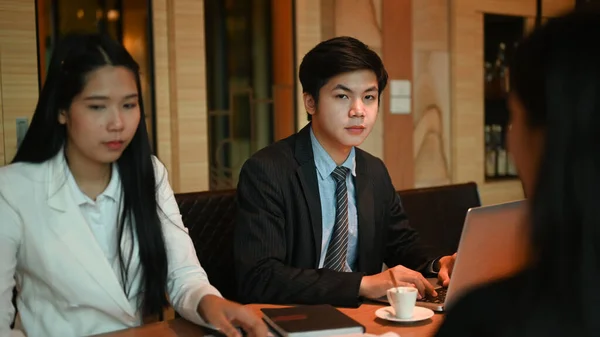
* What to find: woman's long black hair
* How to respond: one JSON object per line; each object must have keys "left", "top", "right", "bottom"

{"left": 509, "top": 4, "right": 600, "bottom": 335}
{"left": 13, "top": 33, "right": 168, "bottom": 317}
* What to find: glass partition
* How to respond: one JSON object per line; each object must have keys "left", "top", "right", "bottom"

{"left": 483, "top": 14, "right": 525, "bottom": 182}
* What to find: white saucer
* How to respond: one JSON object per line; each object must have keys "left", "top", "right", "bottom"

{"left": 375, "top": 306, "right": 435, "bottom": 323}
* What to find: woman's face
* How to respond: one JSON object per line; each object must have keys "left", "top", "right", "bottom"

{"left": 507, "top": 93, "right": 544, "bottom": 198}
{"left": 59, "top": 65, "right": 141, "bottom": 165}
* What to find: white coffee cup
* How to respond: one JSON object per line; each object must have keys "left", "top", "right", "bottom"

{"left": 386, "top": 286, "right": 418, "bottom": 319}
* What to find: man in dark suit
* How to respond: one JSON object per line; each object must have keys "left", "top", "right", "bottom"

{"left": 234, "top": 36, "right": 456, "bottom": 307}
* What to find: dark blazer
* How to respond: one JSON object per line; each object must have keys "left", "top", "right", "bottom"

{"left": 434, "top": 269, "right": 597, "bottom": 337}
{"left": 234, "top": 124, "right": 433, "bottom": 307}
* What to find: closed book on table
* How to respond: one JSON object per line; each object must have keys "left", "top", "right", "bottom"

{"left": 261, "top": 304, "right": 365, "bottom": 337}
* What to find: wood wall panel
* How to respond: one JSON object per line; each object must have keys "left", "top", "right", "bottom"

{"left": 475, "top": 0, "right": 537, "bottom": 16}
{"left": 473, "top": 0, "right": 573, "bottom": 17}
{"left": 479, "top": 180, "right": 525, "bottom": 205}
{"left": 543, "top": 0, "right": 575, "bottom": 16}
{"left": 320, "top": 0, "right": 335, "bottom": 41}
{"left": 450, "top": 0, "right": 485, "bottom": 185}
{"left": 294, "top": 0, "right": 321, "bottom": 131}
{"left": 152, "top": 0, "right": 208, "bottom": 193}
{"left": 412, "top": 0, "right": 452, "bottom": 188}
{"left": 152, "top": 0, "right": 174, "bottom": 185}
{"left": 382, "top": 0, "right": 414, "bottom": 189}
{"left": 0, "top": 0, "right": 39, "bottom": 165}
{"left": 272, "top": 0, "right": 296, "bottom": 141}
{"left": 173, "top": 0, "right": 209, "bottom": 193}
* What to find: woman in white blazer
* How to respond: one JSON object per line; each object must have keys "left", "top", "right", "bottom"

{"left": 0, "top": 33, "right": 267, "bottom": 337}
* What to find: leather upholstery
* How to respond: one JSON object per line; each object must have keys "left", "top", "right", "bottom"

{"left": 173, "top": 183, "right": 479, "bottom": 302}
{"left": 174, "top": 189, "right": 238, "bottom": 301}
{"left": 397, "top": 182, "right": 481, "bottom": 258}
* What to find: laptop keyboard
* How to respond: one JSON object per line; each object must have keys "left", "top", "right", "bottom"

{"left": 418, "top": 287, "right": 447, "bottom": 304}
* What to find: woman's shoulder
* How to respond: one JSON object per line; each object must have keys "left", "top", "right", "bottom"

{"left": 435, "top": 270, "right": 530, "bottom": 337}
{"left": 0, "top": 161, "right": 49, "bottom": 188}
{"left": 456, "top": 270, "right": 529, "bottom": 304}
{"left": 0, "top": 160, "right": 44, "bottom": 174}
{"left": 150, "top": 155, "right": 164, "bottom": 168}
{"left": 150, "top": 155, "right": 168, "bottom": 184}
{"left": 0, "top": 161, "right": 53, "bottom": 213}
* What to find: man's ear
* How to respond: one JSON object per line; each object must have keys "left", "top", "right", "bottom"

{"left": 303, "top": 93, "right": 317, "bottom": 117}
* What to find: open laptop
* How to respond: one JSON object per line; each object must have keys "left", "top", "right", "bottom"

{"left": 381, "top": 199, "right": 530, "bottom": 312}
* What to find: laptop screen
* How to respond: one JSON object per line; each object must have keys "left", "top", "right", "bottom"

{"left": 444, "top": 199, "right": 530, "bottom": 310}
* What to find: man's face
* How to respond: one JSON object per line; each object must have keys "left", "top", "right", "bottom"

{"left": 305, "top": 69, "right": 379, "bottom": 155}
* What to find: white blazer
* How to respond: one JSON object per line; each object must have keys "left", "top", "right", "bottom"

{"left": 0, "top": 152, "right": 221, "bottom": 337}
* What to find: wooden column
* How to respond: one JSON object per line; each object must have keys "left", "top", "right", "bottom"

{"left": 0, "top": 0, "right": 39, "bottom": 165}
{"left": 382, "top": 0, "right": 414, "bottom": 189}
{"left": 152, "top": 0, "right": 209, "bottom": 192}
{"left": 272, "top": 0, "right": 295, "bottom": 141}
{"left": 294, "top": 0, "right": 321, "bottom": 131}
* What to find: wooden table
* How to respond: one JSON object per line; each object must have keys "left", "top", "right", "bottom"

{"left": 96, "top": 302, "right": 443, "bottom": 337}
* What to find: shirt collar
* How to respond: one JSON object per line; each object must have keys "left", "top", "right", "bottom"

{"left": 66, "top": 161, "right": 120, "bottom": 205}
{"left": 310, "top": 126, "right": 357, "bottom": 181}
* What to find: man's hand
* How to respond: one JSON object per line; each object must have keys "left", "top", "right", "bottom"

{"left": 197, "top": 295, "right": 268, "bottom": 337}
{"left": 359, "top": 265, "right": 437, "bottom": 300}
{"left": 437, "top": 253, "right": 457, "bottom": 287}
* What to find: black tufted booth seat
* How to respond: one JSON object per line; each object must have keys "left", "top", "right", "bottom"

{"left": 397, "top": 182, "right": 481, "bottom": 258}
{"left": 174, "top": 189, "right": 239, "bottom": 301}
{"left": 172, "top": 182, "right": 480, "bottom": 302}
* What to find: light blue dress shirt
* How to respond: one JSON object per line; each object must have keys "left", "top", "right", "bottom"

{"left": 310, "top": 128, "right": 358, "bottom": 272}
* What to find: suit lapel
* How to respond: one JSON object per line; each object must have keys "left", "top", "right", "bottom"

{"left": 46, "top": 152, "right": 135, "bottom": 316}
{"left": 294, "top": 125, "right": 323, "bottom": 265}
{"left": 355, "top": 151, "right": 376, "bottom": 272}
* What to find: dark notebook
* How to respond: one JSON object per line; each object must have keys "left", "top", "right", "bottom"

{"left": 261, "top": 304, "right": 365, "bottom": 337}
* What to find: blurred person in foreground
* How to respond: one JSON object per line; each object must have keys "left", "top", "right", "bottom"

{"left": 436, "top": 6, "right": 600, "bottom": 337}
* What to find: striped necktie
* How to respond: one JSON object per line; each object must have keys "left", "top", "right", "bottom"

{"left": 323, "top": 166, "right": 350, "bottom": 271}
